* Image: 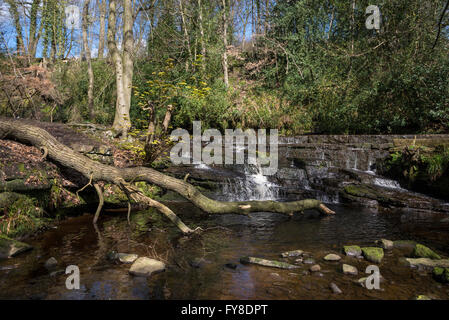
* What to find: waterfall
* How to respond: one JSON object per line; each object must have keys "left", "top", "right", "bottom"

{"left": 221, "top": 164, "right": 281, "bottom": 201}
{"left": 373, "top": 177, "right": 402, "bottom": 189}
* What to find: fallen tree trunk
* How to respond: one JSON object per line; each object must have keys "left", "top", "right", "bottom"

{"left": 0, "top": 119, "right": 335, "bottom": 234}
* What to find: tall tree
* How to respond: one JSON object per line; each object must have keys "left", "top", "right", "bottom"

{"left": 82, "top": 0, "right": 94, "bottom": 119}
{"left": 6, "top": 0, "right": 24, "bottom": 55}
{"left": 97, "top": 0, "right": 106, "bottom": 58}
{"left": 107, "top": 0, "right": 134, "bottom": 137}
{"left": 222, "top": 0, "right": 229, "bottom": 87}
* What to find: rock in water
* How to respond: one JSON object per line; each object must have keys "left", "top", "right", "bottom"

{"left": 415, "top": 295, "right": 432, "bottom": 300}
{"left": 324, "top": 253, "right": 341, "bottom": 261}
{"left": 376, "top": 239, "right": 394, "bottom": 250}
{"left": 330, "top": 283, "right": 342, "bottom": 294}
{"left": 0, "top": 235, "right": 32, "bottom": 259}
{"left": 129, "top": 257, "right": 165, "bottom": 277}
{"left": 361, "top": 247, "right": 384, "bottom": 264}
{"left": 117, "top": 253, "right": 138, "bottom": 264}
{"left": 343, "top": 245, "right": 362, "bottom": 257}
{"left": 342, "top": 264, "right": 358, "bottom": 275}
{"left": 45, "top": 257, "right": 58, "bottom": 270}
{"left": 281, "top": 250, "right": 304, "bottom": 258}
{"left": 404, "top": 258, "right": 449, "bottom": 269}
{"left": 433, "top": 267, "right": 449, "bottom": 283}
{"left": 413, "top": 244, "right": 441, "bottom": 260}
{"left": 240, "top": 257, "right": 299, "bottom": 270}
{"left": 310, "top": 264, "right": 321, "bottom": 272}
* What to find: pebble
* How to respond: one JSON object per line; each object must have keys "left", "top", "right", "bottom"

{"left": 310, "top": 264, "right": 321, "bottom": 272}
{"left": 330, "top": 282, "right": 342, "bottom": 294}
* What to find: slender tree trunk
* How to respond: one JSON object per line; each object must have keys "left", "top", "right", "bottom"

{"left": 6, "top": 0, "right": 25, "bottom": 55}
{"left": 82, "top": 0, "right": 95, "bottom": 119}
{"left": 198, "top": 0, "right": 206, "bottom": 71}
{"left": 222, "top": 0, "right": 229, "bottom": 87}
{"left": 97, "top": 0, "right": 106, "bottom": 59}
{"left": 179, "top": 0, "right": 192, "bottom": 72}
{"left": 108, "top": 0, "right": 133, "bottom": 137}
{"left": 28, "top": 0, "right": 41, "bottom": 58}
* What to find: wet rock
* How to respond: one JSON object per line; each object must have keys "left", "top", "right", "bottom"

{"left": 404, "top": 258, "right": 449, "bottom": 269}
{"left": 342, "top": 264, "right": 358, "bottom": 275}
{"left": 330, "top": 282, "right": 342, "bottom": 294}
{"left": 295, "top": 258, "right": 304, "bottom": 264}
{"left": 376, "top": 239, "right": 394, "bottom": 250}
{"left": 324, "top": 253, "right": 341, "bottom": 261}
{"left": 117, "top": 253, "right": 138, "bottom": 264}
{"left": 413, "top": 244, "right": 441, "bottom": 260}
{"left": 129, "top": 257, "right": 165, "bottom": 277}
{"left": 0, "top": 235, "right": 33, "bottom": 259}
{"left": 361, "top": 247, "right": 384, "bottom": 264}
{"left": 106, "top": 251, "right": 119, "bottom": 261}
{"left": 281, "top": 250, "right": 304, "bottom": 258}
{"left": 433, "top": 267, "right": 449, "bottom": 283}
{"left": 225, "top": 263, "right": 237, "bottom": 270}
{"left": 240, "top": 257, "right": 299, "bottom": 270}
{"left": 310, "top": 264, "right": 321, "bottom": 272}
{"left": 49, "top": 269, "right": 65, "bottom": 277}
{"left": 271, "top": 273, "right": 280, "bottom": 278}
{"left": 441, "top": 218, "right": 449, "bottom": 223}
{"left": 343, "top": 245, "right": 362, "bottom": 257}
{"left": 45, "top": 257, "right": 58, "bottom": 270}
{"left": 303, "top": 258, "right": 316, "bottom": 265}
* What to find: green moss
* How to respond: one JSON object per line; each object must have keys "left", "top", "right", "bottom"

{"left": 0, "top": 234, "right": 33, "bottom": 259}
{"left": 343, "top": 245, "right": 362, "bottom": 256}
{"left": 413, "top": 244, "right": 441, "bottom": 260}
{"left": 433, "top": 267, "right": 449, "bottom": 283}
{"left": 361, "top": 247, "right": 384, "bottom": 264}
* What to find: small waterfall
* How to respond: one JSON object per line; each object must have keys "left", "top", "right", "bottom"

{"left": 373, "top": 177, "right": 402, "bottom": 189}
{"left": 221, "top": 164, "right": 281, "bottom": 201}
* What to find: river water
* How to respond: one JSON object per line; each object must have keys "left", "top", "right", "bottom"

{"left": 1, "top": 201, "right": 448, "bottom": 300}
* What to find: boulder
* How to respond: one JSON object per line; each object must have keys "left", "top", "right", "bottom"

{"left": 0, "top": 235, "right": 33, "bottom": 259}
{"left": 433, "top": 267, "right": 449, "bottom": 283}
{"left": 412, "top": 244, "right": 441, "bottom": 260}
{"left": 376, "top": 239, "right": 394, "bottom": 250}
{"left": 361, "top": 247, "right": 384, "bottom": 264}
{"left": 129, "top": 257, "right": 165, "bottom": 277}
{"left": 310, "top": 264, "right": 321, "bottom": 272}
{"left": 342, "top": 264, "right": 358, "bottom": 275}
{"left": 323, "top": 253, "right": 341, "bottom": 262}
{"left": 343, "top": 245, "right": 362, "bottom": 257}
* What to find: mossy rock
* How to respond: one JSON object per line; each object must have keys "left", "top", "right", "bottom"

{"left": 0, "top": 234, "right": 33, "bottom": 259}
{"left": 413, "top": 244, "right": 441, "bottom": 260}
{"left": 361, "top": 247, "right": 384, "bottom": 264}
{"left": 343, "top": 245, "right": 362, "bottom": 257}
{"left": 432, "top": 267, "right": 449, "bottom": 283}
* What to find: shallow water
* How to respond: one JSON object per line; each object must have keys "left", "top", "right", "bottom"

{"left": 1, "top": 203, "right": 449, "bottom": 300}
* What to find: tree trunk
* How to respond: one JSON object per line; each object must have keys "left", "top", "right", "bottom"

{"left": 97, "top": 0, "right": 106, "bottom": 59}
{"left": 6, "top": 0, "right": 25, "bottom": 55}
{"left": 28, "top": 0, "right": 41, "bottom": 59}
{"left": 222, "top": 0, "right": 229, "bottom": 87}
{"left": 107, "top": 0, "right": 133, "bottom": 137}
{"left": 179, "top": 0, "right": 192, "bottom": 72}
{"left": 0, "top": 119, "right": 335, "bottom": 234}
{"left": 198, "top": 0, "right": 206, "bottom": 71}
{"left": 82, "top": 0, "right": 95, "bottom": 119}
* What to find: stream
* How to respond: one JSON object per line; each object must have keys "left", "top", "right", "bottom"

{"left": 1, "top": 200, "right": 449, "bottom": 300}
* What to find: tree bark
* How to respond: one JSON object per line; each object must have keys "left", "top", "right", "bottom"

{"left": 97, "top": 0, "right": 106, "bottom": 59}
{"left": 6, "top": 0, "right": 25, "bottom": 55}
{"left": 198, "top": 0, "right": 206, "bottom": 71}
{"left": 107, "top": 0, "right": 133, "bottom": 137}
{"left": 222, "top": 0, "right": 229, "bottom": 87}
{"left": 82, "top": 0, "right": 95, "bottom": 119}
{"left": 0, "top": 119, "right": 335, "bottom": 233}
